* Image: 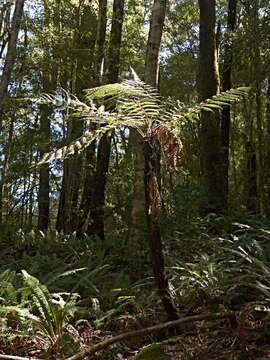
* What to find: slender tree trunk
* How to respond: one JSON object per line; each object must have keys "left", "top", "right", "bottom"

{"left": 265, "top": 79, "right": 270, "bottom": 215}
{"left": 0, "top": 1, "right": 11, "bottom": 58}
{"left": 88, "top": 0, "right": 125, "bottom": 240}
{"left": 77, "top": 0, "right": 107, "bottom": 237}
{"left": 37, "top": 100, "right": 51, "bottom": 231}
{"left": 220, "top": 0, "right": 237, "bottom": 212}
{"left": 144, "top": 0, "right": 166, "bottom": 88}
{"left": 243, "top": 98, "right": 258, "bottom": 213}
{"left": 128, "top": 0, "right": 166, "bottom": 246}
{"left": 0, "top": 0, "right": 25, "bottom": 224}
{"left": 0, "top": 0, "right": 25, "bottom": 121}
{"left": 56, "top": 2, "right": 86, "bottom": 233}
{"left": 245, "top": 139, "right": 258, "bottom": 213}
{"left": 1, "top": 118, "right": 14, "bottom": 222}
{"left": 252, "top": 0, "right": 263, "bottom": 213}
{"left": 105, "top": 0, "right": 124, "bottom": 85}
{"left": 93, "top": 0, "right": 107, "bottom": 87}
{"left": 198, "top": 0, "right": 222, "bottom": 215}
{"left": 143, "top": 0, "right": 178, "bottom": 321}
{"left": 128, "top": 131, "right": 146, "bottom": 247}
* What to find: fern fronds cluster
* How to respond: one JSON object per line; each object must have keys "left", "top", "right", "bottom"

{"left": 33, "top": 75, "right": 249, "bottom": 167}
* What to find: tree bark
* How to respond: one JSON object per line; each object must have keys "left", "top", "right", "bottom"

{"left": 265, "top": 79, "right": 270, "bottom": 215}
{"left": 0, "top": 0, "right": 25, "bottom": 122}
{"left": 198, "top": 0, "right": 222, "bottom": 215}
{"left": 144, "top": 0, "right": 166, "bottom": 88}
{"left": 93, "top": 0, "right": 107, "bottom": 87}
{"left": 88, "top": 0, "right": 125, "bottom": 240}
{"left": 56, "top": 2, "right": 87, "bottom": 233}
{"left": 0, "top": 0, "right": 25, "bottom": 224}
{"left": 76, "top": 0, "right": 107, "bottom": 237}
{"left": 37, "top": 104, "right": 51, "bottom": 231}
{"left": 106, "top": 0, "right": 125, "bottom": 85}
{"left": 128, "top": 0, "right": 166, "bottom": 246}
{"left": 220, "top": 0, "right": 237, "bottom": 212}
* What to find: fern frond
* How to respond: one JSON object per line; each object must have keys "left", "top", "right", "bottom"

{"left": 32, "top": 79, "right": 250, "bottom": 167}
{"left": 22, "top": 270, "right": 55, "bottom": 338}
{"left": 169, "top": 87, "right": 250, "bottom": 128}
{"left": 35, "top": 123, "right": 116, "bottom": 166}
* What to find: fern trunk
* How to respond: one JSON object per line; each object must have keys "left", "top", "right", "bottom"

{"left": 144, "top": 0, "right": 178, "bottom": 321}
{"left": 144, "top": 138, "right": 178, "bottom": 321}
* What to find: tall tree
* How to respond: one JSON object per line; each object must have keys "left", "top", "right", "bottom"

{"left": 0, "top": 0, "right": 25, "bottom": 120}
{"left": 198, "top": 0, "right": 222, "bottom": 214}
{"left": 0, "top": 0, "right": 25, "bottom": 224}
{"left": 87, "top": 0, "right": 125, "bottom": 240}
{"left": 56, "top": 1, "right": 95, "bottom": 233}
{"left": 77, "top": 0, "right": 108, "bottom": 237}
{"left": 220, "top": 0, "right": 237, "bottom": 211}
{"left": 37, "top": 1, "right": 56, "bottom": 231}
{"left": 265, "top": 78, "right": 270, "bottom": 214}
{"left": 37, "top": 101, "right": 51, "bottom": 231}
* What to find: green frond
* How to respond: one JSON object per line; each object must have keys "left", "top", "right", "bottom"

{"left": 35, "top": 123, "right": 116, "bottom": 166}
{"left": 169, "top": 87, "right": 250, "bottom": 127}
{"left": 85, "top": 83, "right": 138, "bottom": 101}
{"left": 32, "top": 79, "right": 250, "bottom": 167}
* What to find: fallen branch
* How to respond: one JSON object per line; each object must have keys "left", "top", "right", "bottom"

{"left": 0, "top": 355, "right": 41, "bottom": 360}
{"left": 66, "top": 311, "right": 233, "bottom": 360}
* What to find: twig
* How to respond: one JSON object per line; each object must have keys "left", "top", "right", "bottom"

{"left": 66, "top": 311, "right": 232, "bottom": 360}
{"left": 0, "top": 355, "right": 41, "bottom": 360}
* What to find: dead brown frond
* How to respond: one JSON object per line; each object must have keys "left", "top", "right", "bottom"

{"left": 153, "top": 124, "right": 184, "bottom": 173}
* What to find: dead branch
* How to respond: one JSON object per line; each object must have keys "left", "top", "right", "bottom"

{"left": 66, "top": 311, "right": 233, "bottom": 360}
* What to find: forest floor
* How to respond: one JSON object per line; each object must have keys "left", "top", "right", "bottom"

{"left": 1, "top": 215, "right": 270, "bottom": 359}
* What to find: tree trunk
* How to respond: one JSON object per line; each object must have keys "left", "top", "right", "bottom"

{"left": 252, "top": 0, "right": 263, "bottom": 213}
{"left": 144, "top": 0, "right": 166, "bottom": 88}
{"left": 143, "top": 0, "right": 178, "bottom": 321}
{"left": 93, "top": 0, "right": 107, "bottom": 87}
{"left": 128, "top": 0, "right": 166, "bottom": 246}
{"left": 56, "top": 2, "right": 86, "bottom": 233}
{"left": 37, "top": 104, "right": 51, "bottom": 231}
{"left": 106, "top": 0, "right": 125, "bottom": 85}
{"left": 265, "top": 79, "right": 270, "bottom": 215}
{"left": 0, "top": 118, "right": 14, "bottom": 222}
{"left": 243, "top": 97, "right": 258, "bottom": 213}
{"left": 198, "top": 0, "right": 222, "bottom": 215}
{"left": 220, "top": 0, "right": 237, "bottom": 212}
{"left": 128, "top": 130, "right": 146, "bottom": 247}
{"left": 88, "top": 0, "right": 125, "bottom": 240}
{"left": 0, "top": 0, "right": 25, "bottom": 122}
{"left": 77, "top": 0, "right": 107, "bottom": 237}
{"left": 0, "top": 0, "right": 25, "bottom": 224}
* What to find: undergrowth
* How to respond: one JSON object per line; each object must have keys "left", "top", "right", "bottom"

{"left": 1, "top": 216, "right": 270, "bottom": 358}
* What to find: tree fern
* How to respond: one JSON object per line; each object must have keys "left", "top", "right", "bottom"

{"left": 32, "top": 76, "right": 249, "bottom": 167}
